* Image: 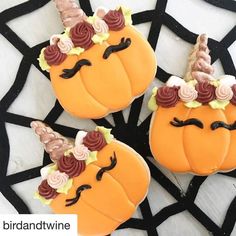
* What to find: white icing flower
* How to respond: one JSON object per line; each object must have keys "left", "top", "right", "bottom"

{"left": 58, "top": 38, "right": 74, "bottom": 54}
{"left": 73, "top": 144, "right": 90, "bottom": 161}
{"left": 40, "top": 166, "right": 51, "bottom": 180}
{"left": 219, "top": 75, "right": 236, "bottom": 87}
{"left": 40, "top": 164, "right": 56, "bottom": 180}
{"left": 47, "top": 171, "right": 69, "bottom": 189}
{"left": 166, "top": 76, "right": 185, "bottom": 87}
{"left": 94, "top": 7, "right": 108, "bottom": 18}
{"left": 75, "top": 131, "right": 88, "bottom": 146}
{"left": 92, "top": 18, "right": 109, "bottom": 35}
{"left": 215, "top": 84, "right": 233, "bottom": 101}
{"left": 50, "top": 34, "right": 61, "bottom": 45}
{"left": 178, "top": 83, "right": 198, "bottom": 103}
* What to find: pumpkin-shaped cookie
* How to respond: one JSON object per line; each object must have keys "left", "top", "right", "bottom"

{"left": 31, "top": 121, "right": 150, "bottom": 235}
{"left": 39, "top": 0, "right": 157, "bottom": 119}
{"left": 149, "top": 34, "right": 236, "bottom": 175}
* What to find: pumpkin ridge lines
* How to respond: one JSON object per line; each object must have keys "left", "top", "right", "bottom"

{"left": 74, "top": 65, "right": 109, "bottom": 111}
{"left": 79, "top": 197, "right": 121, "bottom": 224}
{"left": 104, "top": 40, "right": 133, "bottom": 96}
{"left": 219, "top": 108, "right": 232, "bottom": 169}
{"left": 79, "top": 176, "right": 135, "bottom": 223}
{"left": 90, "top": 162, "right": 137, "bottom": 206}
{"left": 182, "top": 107, "right": 194, "bottom": 172}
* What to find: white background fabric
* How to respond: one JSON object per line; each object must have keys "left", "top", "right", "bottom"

{"left": 0, "top": 0, "right": 236, "bottom": 235}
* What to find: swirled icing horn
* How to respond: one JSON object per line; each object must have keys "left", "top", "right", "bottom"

{"left": 30, "top": 121, "right": 73, "bottom": 162}
{"left": 53, "top": 0, "right": 87, "bottom": 28}
{"left": 184, "top": 34, "right": 214, "bottom": 82}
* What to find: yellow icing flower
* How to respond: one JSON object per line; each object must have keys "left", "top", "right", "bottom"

{"left": 184, "top": 100, "right": 202, "bottom": 108}
{"left": 96, "top": 126, "right": 114, "bottom": 144}
{"left": 68, "top": 47, "right": 85, "bottom": 56}
{"left": 86, "top": 151, "right": 98, "bottom": 165}
{"left": 148, "top": 87, "right": 158, "bottom": 111}
{"left": 38, "top": 48, "right": 50, "bottom": 71}
{"left": 92, "top": 33, "right": 110, "bottom": 45}
{"left": 118, "top": 6, "right": 132, "bottom": 25}
{"left": 209, "top": 100, "right": 229, "bottom": 110}
{"left": 56, "top": 178, "right": 73, "bottom": 194}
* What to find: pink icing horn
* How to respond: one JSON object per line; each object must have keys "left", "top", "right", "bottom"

{"left": 53, "top": 0, "right": 87, "bottom": 28}
{"left": 30, "top": 121, "right": 74, "bottom": 162}
{"left": 184, "top": 34, "right": 214, "bottom": 82}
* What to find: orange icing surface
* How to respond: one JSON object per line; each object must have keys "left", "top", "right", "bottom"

{"left": 50, "top": 25, "right": 157, "bottom": 119}
{"left": 150, "top": 102, "right": 236, "bottom": 175}
{"left": 50, "top": 141, "right": 150, "bottom": 236}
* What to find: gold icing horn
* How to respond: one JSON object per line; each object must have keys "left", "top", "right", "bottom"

{"left": 53, "top": 0, "right": 87, "bottom": 28}
{"left": 184, "top": 34, "right": 214, "bottom": 82}
{"left": 31, "top": 121, "right": 74, "bottom": 162}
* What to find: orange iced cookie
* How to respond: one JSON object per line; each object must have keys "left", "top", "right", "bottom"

{"left": 148, "top": 34, "right": 236, "bottom": 175}
{"left": 31, "top": 121, "right": 150, "bottom": 236}
{"left": 38, "top": 0, "right": 157, "bottom": 119}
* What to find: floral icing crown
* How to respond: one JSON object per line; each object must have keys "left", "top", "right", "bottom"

{"left": 38, "top": 1, "right": 132, "bottom": 71}
{"left": 31, "top": 121, "right": 114, "bottom": 204}
{"left": 149, "top": 34, "right": 236, "bottom": 111}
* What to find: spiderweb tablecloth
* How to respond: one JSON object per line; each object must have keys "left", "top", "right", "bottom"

{"left": 0, "top": 0, "right": 236, "bottom": 235}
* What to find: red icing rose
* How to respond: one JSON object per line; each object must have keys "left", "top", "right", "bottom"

{"left": 230, "top": 84, "right": 236, "bottom": 105}
{"left": 44, "top": 45, "right": 67, "bottom": 66}
{"left": 58, "top": 155, "right": 86, "bottom": 178}
{"left": 83, "top": 131, "right": 107, "bottom": 151}
{"left": 103, "top": 9, "right": 125, "bottom": 31}
{"left": 196, "top": 82, "right": 216, "bottom": 104}
{"left": 156, "top": 86, "right": 179, "bottom": 108}
{"left": 38, "top": 180, "right": 58, "bottom": 200}
{"left": 70, "top": 22, "right": 95, "bottom": 49}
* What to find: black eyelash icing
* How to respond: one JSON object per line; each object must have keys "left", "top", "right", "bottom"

{"left": 96, "top": 152, "right": 117, "bottom": 181}
{"left": 60, "top": 59, "right": 92, "bottom": 79}
{"left": 65, "top": 184, "right": 92, "bottom": 207}
{"left": 211, "top": 121, "right": 236, "bottom": 130}
{"left": 170, "top": 117, "right": 204, "bottom": 129}
{"left": 103, "top": 37, "right": 131, "bottom": 59}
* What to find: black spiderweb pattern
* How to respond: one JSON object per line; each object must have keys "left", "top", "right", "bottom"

{"left": 0, "top": 0, "right": 236, "bottom": 235}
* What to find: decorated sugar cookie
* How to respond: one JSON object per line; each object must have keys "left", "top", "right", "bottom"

{"left": 39, "top": 0, "right": 157, "bottom": 119}
{"left": 149, "top": 34, "right": 236, "bottom": 175}
{"left": 31, "top": 121, "right": 150, "bottom": 235}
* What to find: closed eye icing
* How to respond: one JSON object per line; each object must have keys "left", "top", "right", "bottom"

{"left": 60, "top": 59, "right": 92, "bottom": 79}
{"left": 170, "top": 117, "right": 204, "bottom": 129}
{"left": 211, "top": 121, "right": 236, "bottom": 131}
{"left": 103, "top": 37, "right": 131, "bottom": 59}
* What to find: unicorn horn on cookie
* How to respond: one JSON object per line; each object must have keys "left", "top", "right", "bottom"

{"left": 31, "top": 121, "right": 74, "bottom": 162}
{"left": 184, "top": 34, "right": 214, "bottom": 82}
{"left": 148, "top": 33, "right": 236, "bottom": 111}
{"left": 53, "top": 0, "right": 87, "bottom": 28}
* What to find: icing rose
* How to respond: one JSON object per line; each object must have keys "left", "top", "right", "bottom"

{"left": 178, "top": 84, "right": 198, "bottom": 103}
{"left": 70, "top": 22, "right": 95, "bottom": 49}
{"left": 83, "top": 131, "right": 107, "bottom": 151}
{"left": 57, "top": 38, "right": 74, "bottom": 54}
{"left": 58, "top": 155, "right": 86, "bottom": 178}
{"left": 215, "top": 84, "right": 233, "bottom": 101}
{"left": 103, "top": 9, "right": 125, "bottom": 31}
{"left": 50, "top": 34, "right": 61, "bottom": 45}
{"left": 155, "top": 86, "right": 179, "bottom": 108}
{"left": 73, "top": 144, "right": 90, "bottom": 161}
{"left": 47, "top": 171, "right": 69, "bottom": 189}
{"left": 196, "top": 82, "right": 216, "bottom": 104}
{"left": 230, "top": 85, "right": 236, "bottom": 105}
{"left": 38, "top": 180, "right": 58, "bottom": 199}
{"left": 166, "top": 76, "right": 185, "bottom": 87}
{"left": 95, "top": 7, "right": 108, "bottom": 18}
{"left": 92, "top": 18, "right": 109, "bottom": 35}
{"left": 44, "top": 45, "right": 67, "bottom": 66}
